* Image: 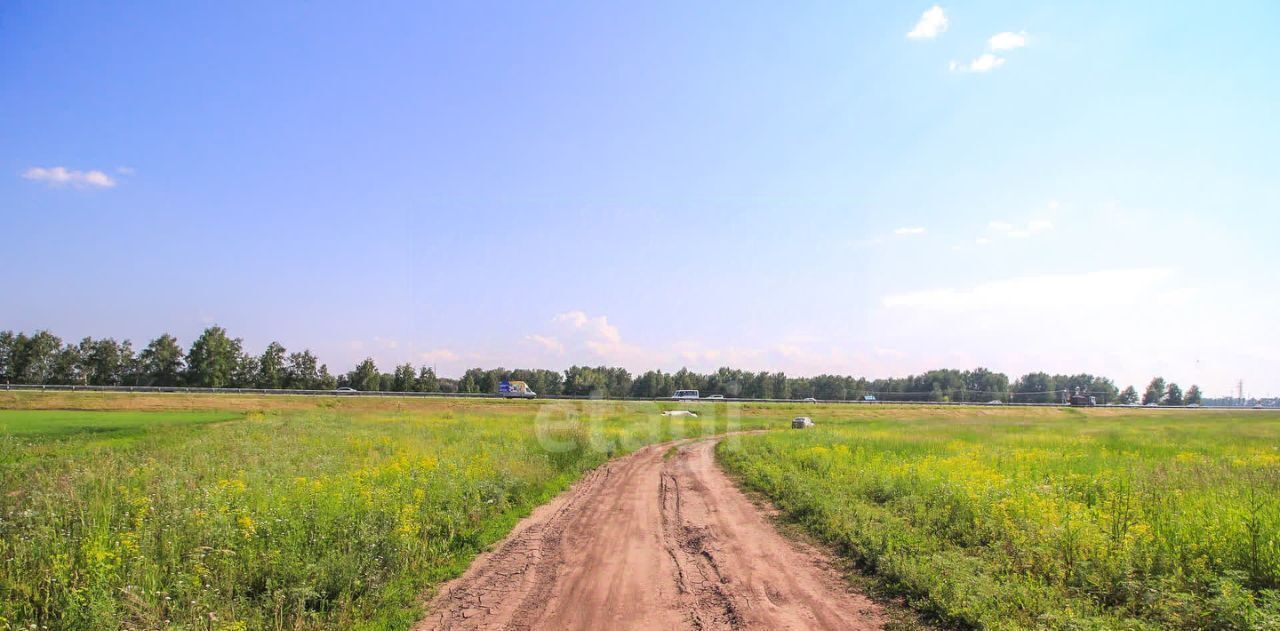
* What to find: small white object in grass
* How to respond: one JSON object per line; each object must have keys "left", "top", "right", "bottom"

{"left": 662, "top": 410, "right": 699, "bottom": 418}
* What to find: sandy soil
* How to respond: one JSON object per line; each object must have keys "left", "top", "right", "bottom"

{"left": 416, "top": 436, "right": 883, "bottom": 630}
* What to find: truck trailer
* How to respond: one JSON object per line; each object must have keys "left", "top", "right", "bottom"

{"left": 499, "top": 380, "right": 537, "bottom": 399}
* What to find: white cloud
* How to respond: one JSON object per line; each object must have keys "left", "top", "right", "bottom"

{"left": 967, "top": 216, "right": 1054, "bottom": 246}
{"left": 418, "top": 349, "right": 459, "bottom": 363}
{"left": 852, "top": 226, "right": 928, "bottom": 248}
{"left": 552, "top": 310, "right": 649, "bottom": 362}
{"left": 672, "top": 341, "right": 766, "bottom": 368}
{"left": 988, "top": 31, "right": 1028, "bottom": 51}
{"left": 950, "top": 31, "right": 1028, "bottom": 73}
{"left": 525, "top": 334, "right": 565, "bottom": 354}
{"left": 882, "top": 268, "right": 1175, "bottom": 311}
{"left": 907, "top": 5, "right": 948, "bottom": 39}
{"left": 989, "top": 218, "right": 1053, "bottom": 239}
{"left": 868, "top": 267, "right": 1280, "bottom": 393}
{"left": 950, "top": 53, "right": 1005, "bottom": 73}
{"left": 553, "top": 310, "right": 622, "bottom": 345}
{"left": 21, "top": 166, "right": 117, "bottom": 189}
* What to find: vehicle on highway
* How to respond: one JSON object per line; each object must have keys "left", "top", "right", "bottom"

{"left": 1069, "top": 388, "right": 1097, "bottom": 407}
{"left": 802, "top": 397, "right": 818, "bottom": 403}
{"left": 1255, "top": 404, "right": 1266, "bottom": 409}
{"left": 1187, "top": 403, "right": 1201, "bottom": 408}
{"left": 1145, "top": 403, "right": 1159, "bottom": 407}
{"left": 863, "top": 395, "right": 877, "bottom": 402}
{"left": 499, "top": 380, "right": 537, "bottom": 398}
{"left": 672, "top": 389, "right": 700, "bottom": 400}
{"left": 335, "top": 386, "right": 357, "bottom": 394}
{"left": 987, "top": 400, "right": 1003, "bottom": 404}
{"left": 706, "top": 394, "right": 725, "bottom": 399}
{"left": 791, "top": 416, "right": 814, "bottom": 429}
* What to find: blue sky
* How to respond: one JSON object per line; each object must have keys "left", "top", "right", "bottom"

{"left": 3, "top": 1, "right": 1278, "bottom": 395}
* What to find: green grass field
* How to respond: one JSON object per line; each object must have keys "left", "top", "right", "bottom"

{"left": 718, "top": 407, "right": 1280, "bottom": 629}
{"left": 0, "top": 393, "right": 766, "bottom": 630}
{"left": 2, "top": 393, "right": 1277, "bottom": 630}
{"left": 0, "top": 410, "right": 240, "bottom": 437}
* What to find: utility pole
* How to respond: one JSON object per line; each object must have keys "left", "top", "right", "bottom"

{"left": 1238, "top": 379, "right": 1244, "bottom": 406}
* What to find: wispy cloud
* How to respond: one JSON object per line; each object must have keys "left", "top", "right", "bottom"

{"left": 21, "top": 166, "right": 117, "bottom": 189}
{"left": 950, "top": 53, "right": 1005, "bottom": 73}
{"left": 851, "top": 225, "right": 929, "bottom": 248}
{"left": 417, "top": 349, "right": 459, "bottom": 363}
{"left": 955, "top": 207, "right": 1055, "bottom": 248}
{"left": 524, "top": 334, "right": 565, "bottom": 354}
{"left": 988, "top": 31, "right": 1028, "bottom": 51}
{"left": 907, "top": 5, "right": 948, "bottom": 40}
{"left": 985, "top": 218, "right": 1053, "bottom": 240}
{"left": 883, "top": 268, "right": 1169, "bottom": 310}
{"left": 950, "top": 30, "right": 1030, "bottom": 73}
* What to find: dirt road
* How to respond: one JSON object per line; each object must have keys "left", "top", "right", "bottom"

{"left": 416, "top": 436, "right": 883, "bottom": 630}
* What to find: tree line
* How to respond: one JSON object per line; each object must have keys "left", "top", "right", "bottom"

{"left": 0, "top": 328, "right": 337, "bottom": 390}
{"left": 0, "top": 327, "right": 1201, "bottom": 404}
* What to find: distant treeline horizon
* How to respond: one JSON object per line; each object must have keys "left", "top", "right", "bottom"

{"left": 0, "top": 326, "right": 1229, "bottom": 406}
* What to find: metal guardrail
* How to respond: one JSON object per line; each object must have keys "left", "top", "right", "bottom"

{"left": 0, "top": 383, "right": 1266, "bottom": 409}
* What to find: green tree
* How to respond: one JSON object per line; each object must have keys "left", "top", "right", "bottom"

{"left": 458, "top": 368, "right": 488, "bottom": 393}
{"left": 965, "top": 367, "right": 1010, "bottom": 401}
{"left": 12, "top": 331, "right": 63, "bottom": 384}
{"left": 51, "top": 342, "right": 86, "bottom": 385}
{"left": 0, "top": 331, "right": 15, "bottom": 383}
{"left": 1117, "top": 385, "right": 1139, "bottom": 405}
{"left": 317, "top": 365, "right": 337, "bottom": 390}
{"left": 184, "top": 326, "right": 244, "bottom": 388}
{"left": 284, "top": 350, "right": 321, "bottom": 389}
{"left": 256, "top": 342, "right": 287, "bottom": 389}
{"left": 631, "top": 370, "right": 671, "bottom": 398}
{"left": 1014, "top": 372, "right": 1057, "bottom": 403}
{"left": 458, "top": 372, "right": 479, "bottom": 394}
{"left": 1163, "top": 383, "right": 1184, "bottom": 406}
{"left": 83, "top": 337, "right": 133, "bottom": 385}
{"left": 136, "top": 334, "right": 185, "bottom": 386}
{"left": 480, "top": 368, "right": 507, "bottom": 394}
{"left": 1185, "top": 384, "right": 1202, "bottom": 405}
{"left": 564, "top": 366, "right": 609, "bottom": 396}
{"left": 349, "top": 358, "right": 381, "bottom": 391}
{"left": 769, "top": 372, "right": 790, "bottom": 400}
{"left": 391, "top": 363, "right": 416, "bottom": 392}
{"left": 230, "top": 351, "right": 258, "bottom": 388}
{"left": 673, "top": 368, "right": 702, "bottom": 392}
{"left": 414, "top": 366, "right": 439, "bottom": 392}
{"left": 1143, "top": 377, "right": 1166, "bottom": 405}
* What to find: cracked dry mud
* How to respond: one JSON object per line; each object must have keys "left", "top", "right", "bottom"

{"left": 416, "top": 437, "right": 883, "bottom": 630}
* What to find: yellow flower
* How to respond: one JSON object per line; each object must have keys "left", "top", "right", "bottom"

{"left": 237, "top": 514, "right": 256, "bottom": 539}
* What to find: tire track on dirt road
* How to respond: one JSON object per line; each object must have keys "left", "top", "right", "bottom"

{"left": 416, "top": 435, "right": 883, "bottom": 630}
